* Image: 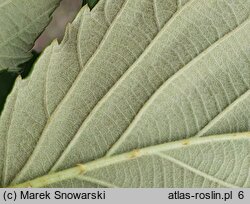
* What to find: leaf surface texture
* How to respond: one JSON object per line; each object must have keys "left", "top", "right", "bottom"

{"left": 0, "top": 0, "right": 250, "bottom": 187}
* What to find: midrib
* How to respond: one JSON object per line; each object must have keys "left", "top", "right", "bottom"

{"left": 9, "top": 132, "right": 250, "bottom": 188}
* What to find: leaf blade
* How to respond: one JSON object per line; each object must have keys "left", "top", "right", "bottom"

{"left": 0, "top": 0, "right": 250, "bottom": 187}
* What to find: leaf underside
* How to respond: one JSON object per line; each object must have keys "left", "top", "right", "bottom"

{"left": 0, "top": 0, "right": 61, "bottom": 72}
{"left": 0, "top": 0, "right": 250, "bottom": 188}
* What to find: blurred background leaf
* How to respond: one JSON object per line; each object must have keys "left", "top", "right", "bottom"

{"left": 34, "top": 0, "right": 82, "bottom": 52}
{"left": 88, "top": 0, "right": 99, "bottom": 9}
{"left": 33, "top": 0, "right": 100, "bottom": 52}
{"left": 0, "top": 0, "right": 100, "bottom": 115}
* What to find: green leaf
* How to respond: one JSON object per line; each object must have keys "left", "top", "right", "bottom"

{"left": 87, "top": 0, "right": 100, "bottom": 9}
{"left": 1, "top": 0, "right": 250, "bottom": 188}
{"left": 0, "top": 0, "right": 61, "bottom": 72}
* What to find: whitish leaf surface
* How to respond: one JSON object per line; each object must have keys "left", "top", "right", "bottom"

{"left": 1, "top": 0, "right": 250, "bottom": 188}
{"left": 0, "top": 0, "right": 61, "bottom": 72}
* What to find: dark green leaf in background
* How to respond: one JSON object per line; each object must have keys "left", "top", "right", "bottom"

{"left": 0, "top": 71, "right": 16, "bottom": 114}
{"left": 82, "top": 0, "right": 100, "bottom": 9}
{"left": 0, "top": 52, "right": 40, "bottom": 115}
